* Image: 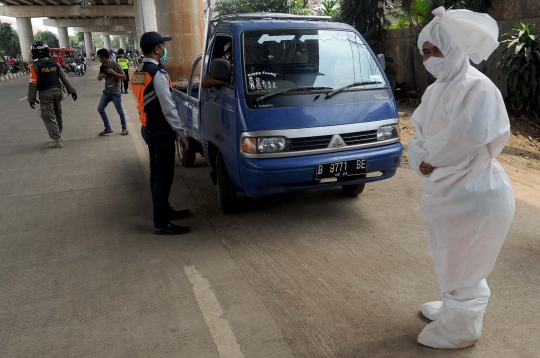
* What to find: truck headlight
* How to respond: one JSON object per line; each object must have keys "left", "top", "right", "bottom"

{"left": 257, "top": 137, "right": 288, "bottom": 153}
{"left": 377, "top": 124, "right": 399, "bottom": 141}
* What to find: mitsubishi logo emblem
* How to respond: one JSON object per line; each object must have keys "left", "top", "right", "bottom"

{"left": 328, "top": 135, "right": 347, "bottom": 148}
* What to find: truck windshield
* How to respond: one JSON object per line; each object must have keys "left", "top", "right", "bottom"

{"left": 242, "top": 29, "right": 386, "bottom": 96}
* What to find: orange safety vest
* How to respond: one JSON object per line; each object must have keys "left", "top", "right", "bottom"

{"left": 131, "top": 62, "right": 173, "bottom": 131}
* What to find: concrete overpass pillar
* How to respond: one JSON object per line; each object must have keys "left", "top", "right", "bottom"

{"left": 103, "top": 35, "right": 111, "bottom": 51}
{"left": 119, "top": 37, "right": 126, "bottom": 51}
{"left": 58, "top": 27, "right": 69, "bottom": 49}
{"left": 84, "top": 32, "right": 94, "bottom": 57}
{"left": 15, "top": 17, "right": 34, "bottom": 61}
{"left": 154, "top": 0, "right": 204, "bottom": 80}
{"left": 134, "top": 0, "right": 157, "bottom": 48}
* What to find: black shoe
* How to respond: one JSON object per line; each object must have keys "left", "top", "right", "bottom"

{"left": 169, "top": 208, "right": 191, "bottom": 220}
{"left": 153, "top": 222, "right": 190, "bottom": 235}
{"left": 124, "top": 90, "right": 129, "bottom": 94}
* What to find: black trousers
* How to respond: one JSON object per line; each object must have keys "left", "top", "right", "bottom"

{"left": 121, "top": 68, "right": 129, "bottom": 92}
{"left": 141, "top": 126, "right": 176, "bottom": 227}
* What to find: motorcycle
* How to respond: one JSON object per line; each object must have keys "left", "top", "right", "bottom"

{"left": 63, "top": 61, "right": 84, "bottom": 76}
{"left": 9, "top": 61, "right": 29, "bottom": 74}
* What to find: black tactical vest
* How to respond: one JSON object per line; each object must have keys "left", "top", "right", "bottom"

{"left": 34, "top": 59, "right": 61, "bottom": 91}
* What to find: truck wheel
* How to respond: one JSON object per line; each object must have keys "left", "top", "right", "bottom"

{"left": 341, "top": 183, "right": 365, "bottom": 196}
{"left": 216, "top": 152, "right": 237, "bottom": 214}
{"left": 177, "top": 137, "right": 196, "bottom": 167}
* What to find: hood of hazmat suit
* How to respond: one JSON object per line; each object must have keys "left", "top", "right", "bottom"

{"left": 407, "top": 7, "right": 515, "bottom": 349}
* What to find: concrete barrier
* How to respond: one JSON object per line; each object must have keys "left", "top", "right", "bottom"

{"left": 0, "top": 72, "right": 29, "bottom": 82}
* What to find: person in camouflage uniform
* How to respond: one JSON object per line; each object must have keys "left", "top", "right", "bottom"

{"left": 28, "top": 42, "right": 77, "bottom": 148}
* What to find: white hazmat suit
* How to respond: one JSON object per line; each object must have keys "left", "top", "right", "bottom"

{"left": 408, "top": 7, "right": 515, "bottom": 349}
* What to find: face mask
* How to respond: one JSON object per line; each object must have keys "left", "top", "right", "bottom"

{"left": 160, "top": 48, "right": 168, "bottom": 63}
{"left": 423, "top": 56, "right": 445, "bottom": 79}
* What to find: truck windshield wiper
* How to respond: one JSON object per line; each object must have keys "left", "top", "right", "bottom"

{"left": 256, "top": 86, "right": 333, "bottom": 102}
{"left": 324, "top": 81, "right": 382, "bottom": 99}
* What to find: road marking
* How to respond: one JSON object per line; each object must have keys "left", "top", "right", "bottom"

{"left": 19, "top": 96, "right": 27, "bottom": 101}
{"left": 184, "top": 265, "right": 244, "bottom": 358}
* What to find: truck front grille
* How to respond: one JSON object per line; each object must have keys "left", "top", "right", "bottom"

{"left": 289, "top": 135, "right": 333, "bottom": 151}
{"left": 288, "top": 130, "right": 378, "bottom": 152}
{"left": 340, "top": 130, "right": 378, "bottom": 145}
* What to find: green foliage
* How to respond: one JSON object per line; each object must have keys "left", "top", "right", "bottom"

{"left": 92, "top": 34, "right": 104, "bottom": 49}
{"left": 214, "top": 0, "right": 313, "bottom": 15}
{"left": 0, "top": 22, "right": 20, "bottom": 57}
{"left": 111, "top": 36, "right": 120, "bottom": 49}
{"left": 388, "top": 0, "right": 497, "bottom": 29}
{"left": 76, "top": 32, "right": 84, "bottom": 44}
{"left": 387, "top": 0, "right": 433, "bottom": 29}
{"left": 320, "top": 0, "right": 340, "bottom": 20}
{"left": 34, "top": 31, "right": 59, "bottom": 48}
{"left": 290, "top": 0, "right": 312, "bottom": 15}
{"left": 498, "top": 22, "right": 540, "bottom": 117}
{"left": 214, "top": 0, "right": 289, "bottom": 15}
{"left": 339, "top": 0, "right": 390, "bottom": 45}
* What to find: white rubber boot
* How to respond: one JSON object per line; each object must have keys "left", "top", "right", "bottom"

{"left": 420, "top": 301, "right": 444, "bottom": 321}
{"left": 417, "top": 280, "right": 490, "bottom": 349}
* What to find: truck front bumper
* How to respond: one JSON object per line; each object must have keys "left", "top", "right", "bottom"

{"left": 239, "top": 143, "right": 403, "bottom": 197}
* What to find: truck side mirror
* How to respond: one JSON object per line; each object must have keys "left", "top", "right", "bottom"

{"left": 377, "top": 54, "right": 386, "bottom": 71}
{"left": 210, "top": 58, "right": 231, "bottom": 84}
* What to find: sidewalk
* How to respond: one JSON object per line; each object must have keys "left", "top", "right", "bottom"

{"left": 0, "top": 67, "right": 293, "bottom": 357}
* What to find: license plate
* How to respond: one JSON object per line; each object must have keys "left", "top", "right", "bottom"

{"left": 316, "top": 159, "right": 367, "bottom": 180}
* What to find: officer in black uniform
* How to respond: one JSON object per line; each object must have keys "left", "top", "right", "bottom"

{"left": 28, "top": 42, "right": 77, "bottom": 148}
{"left": 131, "top": 32, "right": 191, "bottom": 235}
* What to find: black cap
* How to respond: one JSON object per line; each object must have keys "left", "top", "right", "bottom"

{"left": 140, "top": 31, "right": 172, "bottom": 49}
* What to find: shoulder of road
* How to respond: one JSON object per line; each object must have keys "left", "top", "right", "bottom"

{"left": 0, "top": 72, "right": 28, "bottom": 82}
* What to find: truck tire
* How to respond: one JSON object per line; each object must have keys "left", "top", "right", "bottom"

{"left": 216, "top": 152, "right": 237, "bottom": 214}
{"left": 342, "top": 183, "right": 365, "bottom": 196}
{"left": 177, "top": 137, "right": 196, "bottom": 167}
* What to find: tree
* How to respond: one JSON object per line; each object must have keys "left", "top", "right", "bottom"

{"left": 0, "top": 22, "right": 20, "bottom": 56}
{"left": 388, "top": 0, "right": 498, "bottom": 33}
{"left": 69, "top": 35, "right": 79, "bottom": 49}
{"left": 110, "top": 36, "right": 120, "bottom": 49}
{"left": 34, "top": 31, "right": 59, "bottom": 48}
{"left": 215, "top": 0, "right": 289, "bottom": 15}
{"left": 339, "top": 0, "right": 390, "bottom": 49}
{"left": 92, "top": 33, "right": 104, "bottom": 49}
{"left": 76, "top": 31, "right": 84, "bottom": 44}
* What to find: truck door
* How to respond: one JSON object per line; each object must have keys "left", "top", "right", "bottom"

{"left": 201, "top": 34, "right": 241, "bottom": 186}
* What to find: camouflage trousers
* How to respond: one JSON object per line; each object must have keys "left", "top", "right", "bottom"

{"left": 39, "top": 88, "right": 63, "bottom": 140}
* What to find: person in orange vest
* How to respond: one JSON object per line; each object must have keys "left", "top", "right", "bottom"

{"left": 131, "top": 31, "right": 191, "bottom": 235}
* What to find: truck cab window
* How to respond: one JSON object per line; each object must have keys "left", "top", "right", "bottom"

{"left": 202, "top": 35, "right": 234, "bottom": 89}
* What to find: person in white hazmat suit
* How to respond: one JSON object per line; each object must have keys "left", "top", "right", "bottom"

{"left": 408, "top": 7, "right": 515, "bottom": 349}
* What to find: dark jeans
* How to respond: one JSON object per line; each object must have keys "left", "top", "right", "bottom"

{"left": 141, "top": 126, "right": 176, "bottom": 227}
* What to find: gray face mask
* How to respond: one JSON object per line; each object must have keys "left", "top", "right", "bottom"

{"left": 423, "top": 56, "right": 446, "bottom": 79}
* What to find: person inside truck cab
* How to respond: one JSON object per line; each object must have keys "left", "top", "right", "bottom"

{"left": 201, "top": 42, "right": 233, "bottom": 88}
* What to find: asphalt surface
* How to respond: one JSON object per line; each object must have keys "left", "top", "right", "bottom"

{"left": 1, "top": 65, "right": 539, "bottom": 357}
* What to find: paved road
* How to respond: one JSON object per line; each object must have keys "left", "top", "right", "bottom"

{"left": 1, "top": 66, "right": 539, "bottom": 357}
{"left": 0, "top": 68, "right": 293, "bottom": 358}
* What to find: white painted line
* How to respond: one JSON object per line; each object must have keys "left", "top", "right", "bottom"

{"left": 184, "top": 265, "right": 244, "bottom": 358}
{"left": 19, "top": 96, "right": 27, "bottom": 101}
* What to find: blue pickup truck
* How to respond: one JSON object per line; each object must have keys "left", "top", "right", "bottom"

{"left": 173, "top": 12, "right": 403, "bottom": 213}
